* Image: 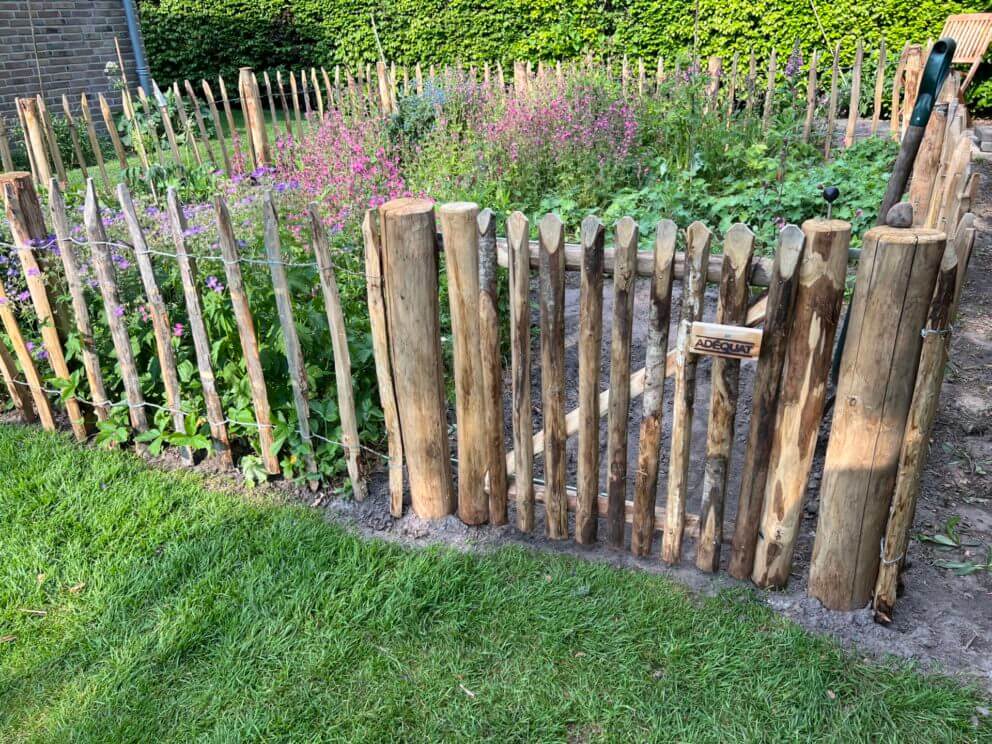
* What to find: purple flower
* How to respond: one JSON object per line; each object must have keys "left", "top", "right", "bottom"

{"left": 113, "top": 305, "right": 125, "bottom": 318}
{"left": 172, "top": 322, "right": 184, "bottom": 338}
{"left": 205, "top": 275, "right": 225, "bottom": 294}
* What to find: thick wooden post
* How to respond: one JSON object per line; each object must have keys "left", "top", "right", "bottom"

{"left": 696, "top": 224, "right": 755, "bottom": 572}
{"left": 379, "top": 197, "right": 455, "bottom": 519}
{"left": 809, "top": 225, "right": 945, "bottom": 610}
{"left": 576, "top": 216, "right": 605, "bottom": 545}
{"left": 662, "top": 221, "right": 712, "bottom": 564}
{"left": 239, "top": 67, "right": 271, "bottom": 168}
{"left": 507, "top": 211, "right": 534, "bottom": 532}
{"left": 313, "top": 206, "right": 367, "bottom": 502}
{"left": 907, "top": 102, "right": 948, "bottom": 225}
{"left": 440, "top": 202, "right": 488, "bottom": 525}
{"left": 751, "top": 219, "right": 850, "bottom": 588}
{"left": 728, "top": 225, "right": 804, "bottom": 579}
{"left": 215, "top": 195, "right": 279, "bottom": 474}
{"left": 478, "top": 209, "right": 507, "bottom": 525}
{"left": 539, "top": 213, "right": 568, "bottom": 540}
{"left": 361, "top": 211, "right": 402, "bottom": 514}
{"left": 0, "top": 116, "right": 14, "bottom": 172}
{"left": 630, "top": 220, "right": 676, "bottom": 557}
{"left": 606, "top": 217, "right": 638, "bottom": 547}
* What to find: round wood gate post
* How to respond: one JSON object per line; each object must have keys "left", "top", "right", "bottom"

{"left": 809, "top": 225, "right": 945, "bottom": 610}
{"left": 379, "top": 198, "right": 455, "bottom": 519}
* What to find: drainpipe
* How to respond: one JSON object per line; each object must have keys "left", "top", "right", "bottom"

{"left": 120, "top": 0, "right": 154, "bottom": 98}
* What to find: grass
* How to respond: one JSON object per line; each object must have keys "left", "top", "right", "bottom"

{"left": 0, "top": 423, "right": 987, "bottom": 742}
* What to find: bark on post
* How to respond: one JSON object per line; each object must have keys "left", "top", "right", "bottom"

{"left": 605, "top": 217, "right": 639, "bottom": 547}
{"left": 17, "top": 97, "right": 51, "bottom": 185}
{"left": 751, "top": 219, "right": 850, "bottom": 589}
{"left": 0, "top": 281, "right": 52, "bottom": 428}
{"left": 662, "top": 221, "right": 712, "bottom": 564}
{"left": 870, "top": 40, "right": 887, "bottom": 137}
{"left": 166, "top": 188, "right": 232, "bottom": 466}
{"left": 362, "top": 210, "right": 402, "bottom": 514}
{"left": 215, "top": 195, "right": 279, "bottom": 474}
{"left": 84, "top": 180, "right": 149, "bottom": 446}
{"left": 117, "top": 183, "right": 191, "bottom": 462}
{"left": 0, "top": 335, "right": 34, "bottom": 420}
{"left": 379, "top": 197, "right": 455, "bottom": 519}
{"left": 696, "top": 224, "right": 755, "bottom": 572}
{"left": 576, "top": 216, "right": 605, "bottom": 545}
{"left": 539, "top": 213, "right": 568, "bottom": 540}
{"left": 873, "top": 241, "right": 959, "bottom": 621}
{"left": 478, "top": 209, "right": 507, "bottom": 525}
{"left": 440, "top": 202, "right": 488, "bottom": 525}
{"left": 2, "top": 173, "right": 86, "bottom": 440}
{"left": 907, "top": 103, "right": 948, "bottom": 224}
{"left": 630, "top": 220, "right": 676, "bottom": 557}
{"left": 313, "top": 206, "right": 367, "bottom": 502}
{"left": 507, "top": 211, "right": 534, "bottom": 532}
{"left": 809, "top": 225, "right": 945, "bottom": 610}
{"left": 728, "top": 225, "right": 804, "bottom": 579}
{"left": 239, "top": 67, "right": 271, "bottom": 168}
{"left": 263, "top": 192, "right": 318, "bottom": 479}
{"left": 843, "top": 40, "right": 864, "bottom": 149}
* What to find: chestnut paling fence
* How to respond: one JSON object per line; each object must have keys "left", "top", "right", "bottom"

{"left": 1, "top": 37, "right": 935, "bottom": 190}
{"left": 0, "top": 47, "right": 981, "bottom": 621}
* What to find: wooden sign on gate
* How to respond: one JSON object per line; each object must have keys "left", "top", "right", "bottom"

{"left": 688, "top": 322, "right": 762, "bottom": 360}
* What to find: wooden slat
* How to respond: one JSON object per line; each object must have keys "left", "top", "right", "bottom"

{"left": 761, "top": 49, "right": 777, "bottom": 131}
{"left": 199, "top": 80, "right": 232, "bottom": 176}
{"left": 631, "top": 220, "right": 676, "bottom": 557}
{"left": 84, "top": 180, "right": 149, "bottom": 446}
{"left": 0, "top": 331, "right": 35, "bottom": 420}
{"left": 576, "top": 216, "right": 605, "bottom": 545}
{"left": 478, "top": 209, "right": 507, "bottom": 525}
{"left": 605, "top": 217, "right": 638, "bottom": 547}
{"left": 752, "top": 219, "right": 850, "bottom": 588}
{"left": 843, "top": 40, "right": 863, "bottom": 148}
{"left": 727, "top": 225, "right": 804, "bottom": 579}
{"left": 2, "top": 174, "right": 87, "bottom": 440}
{"left": 662, "top": 221, "right": 712, "bottom": 564}
{"left": 507, "top": 211, "right": 535, "bottom": 532}
{"left": 824, "top": 44, "right": 840, "bottom": 158}
{"left": 0, "top": 281, "right": 51, "bottom": 428}
{"left": 539, "top": 213, "right": 567, "bottom": 539}
{"left": 79, "top": 93, "right": 110, "bottom": 190}
{"left": 871, "top": 40, "right": 887, "bottom": 136}
{"left": 166, "top": 188, "right": 232, "bottom": 465}
{"left": 696, "top": 224, "right": 754, "bottom": 572}
{"left": 214, "top": 195, "right": 279, "bottom": 474}
{"left": 262, "top": 192, "right": 317, "bottom": 478}
{"left": 60, "top": 95, "right": 88, "bottom": 178}
{"left": 361, "top": 210, "right": 401, "bottom": 514}
{"left": 802, "top": 50, "right": 820, "bottom": 144}
{"left": 36, "top": 97, "right": 67, "bottom": 184}
{"left": 98, "top": 92, "right": 128, "bottom": 169}
{"left": 117, "top": 183, "right": 191, "bottom": 462}
{"left": 217, "top": 75, "right": 242, "bottom": 165}
{"left": 312, "top": 206, "right": 367, "bottom": 502}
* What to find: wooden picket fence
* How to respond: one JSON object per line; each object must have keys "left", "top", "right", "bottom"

{"left": 0, "top": 37, "right": 938, "bottom": 191}
{"left": 0, "top": 40, "right": 981, "bottom": 621}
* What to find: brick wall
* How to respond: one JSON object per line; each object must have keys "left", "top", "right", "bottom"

{"left": 0, "top": 1, "right": 138, "bottom": 127}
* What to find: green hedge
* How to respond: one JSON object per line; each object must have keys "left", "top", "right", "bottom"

{"left": 138, "top": 0, "right": 986, "bottom": 83}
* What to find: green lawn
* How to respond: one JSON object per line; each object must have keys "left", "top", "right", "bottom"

{"left": 0, "top": 423, "right": 987, "bottom": 742}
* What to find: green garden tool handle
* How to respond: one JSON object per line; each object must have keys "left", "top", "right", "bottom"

{"left": 875, "top": 38, "right": 956, "bottom": 225}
